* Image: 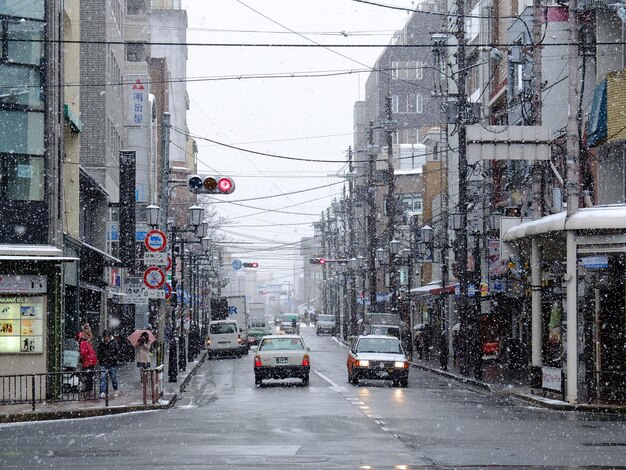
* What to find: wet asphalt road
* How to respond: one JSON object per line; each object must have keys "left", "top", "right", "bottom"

{"left": 1, "top": 325, "right": 625, "bottom": 469}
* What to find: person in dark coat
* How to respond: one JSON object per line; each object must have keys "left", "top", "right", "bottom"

{"left": 97, "top": 330, "right": 120, "bottom": 398}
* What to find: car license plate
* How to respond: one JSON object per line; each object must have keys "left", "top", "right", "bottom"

{"left": 275, "top": 357, "right": 288, "bottom": 365}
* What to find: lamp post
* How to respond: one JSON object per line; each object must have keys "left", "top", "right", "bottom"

{"left": 166, "top": 205, "right": 205, "bottom": 382}
{"left": 145, "top": 204, "right": 165, "bottom": 368}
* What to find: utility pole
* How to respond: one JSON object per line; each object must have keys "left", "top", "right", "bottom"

{"left": 565, "top": 0, "right": 580, "bottom": 403}
{"left": 367, "top": 121, "right": 377, "bottom": 309}
{"left": 385, "top": 92, "right": 399, "bottom": 315}
{"left": 160, "top": 113, "right": 178, "bottom": 383}
{"left": 455, "top": 0, "right": 471, "bottom": 377}
{"left": 320, "top": 212, "right": 328, "bottom": 315}
{"left": 347, "top": 147, "right": 358, "bottom": 335}
{"left": 530, "top": 0, "right": 544, "bottom": 378}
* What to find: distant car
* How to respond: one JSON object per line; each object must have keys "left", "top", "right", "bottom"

{"left": 247, "top": 320, "right": 271, "bottom": 346}
{"left": 347, "top": 335, "right": 409, "bottom": 387}
{"left": 279, "top": 313, "right": 300, "bottom": 334}
{"left": 316, "top": 314, "right": 336, "bottom": 335}
{"left": 254, "top": 334, "right": 310, "bottom": 386}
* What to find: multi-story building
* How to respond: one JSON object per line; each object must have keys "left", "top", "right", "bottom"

{"left": 0, "top": 2, "right": 68, "bottom": 374}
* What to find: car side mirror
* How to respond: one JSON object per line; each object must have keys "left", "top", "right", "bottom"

{"left": 306, "top": 346, "right": 311, "bottom": 352}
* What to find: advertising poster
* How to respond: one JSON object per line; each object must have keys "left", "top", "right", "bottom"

{"left": 0, "top": 296, "right": 45, "bottom": 354}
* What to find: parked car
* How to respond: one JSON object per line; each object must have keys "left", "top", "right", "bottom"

{"left": 254, "top": 334, "right": 310, "bottom": 386}
{"left": 278, "top": 313, "right": 300, "bottom": 334}
{"left": 316, "top": 314, "right": 336, "bottom": 335}
{"left": 347, "top": 335, "right": 409, "bottom": 387}
{"left": 207, "top": 320, "right": 243, "bottom": 359}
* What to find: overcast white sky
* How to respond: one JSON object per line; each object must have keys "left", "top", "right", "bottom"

{"left": 181, "top": 0, "right": 414, "bottom": 281}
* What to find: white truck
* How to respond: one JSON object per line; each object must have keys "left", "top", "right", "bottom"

{"left": 226, "top": 295, "right": 249, "bottom": 355}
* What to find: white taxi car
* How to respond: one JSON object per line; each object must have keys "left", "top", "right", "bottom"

{"left": 254, "top": 335, "right": 310, "bottom": 386}
{"left": 347, "top": 335, "right": 409, "bottom": 387}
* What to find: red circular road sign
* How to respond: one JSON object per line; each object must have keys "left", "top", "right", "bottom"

{"left": 143, "top": 266, "right": 166, "bottom": 289}
{"left": 166, "top": 255, "right": 172, "bottom": 272}
{"left": 144, "top": 229, "right": 167, "bottom": 252}
{"left": 164, "top": 282, "right": 172, "bottom": 300}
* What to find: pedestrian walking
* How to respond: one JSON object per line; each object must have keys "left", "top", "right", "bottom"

{"left": 77, "top": 331, "right": 98, "bottom": 398}
{"left": 97, "top": 330, "right": 120, "bottom": 398}
{"left": 135, "top": 332, "right": 152, "bottom": 378}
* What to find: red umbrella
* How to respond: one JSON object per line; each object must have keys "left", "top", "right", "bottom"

{"left": 127, "top": 329, "right": 156, "bottom": 347}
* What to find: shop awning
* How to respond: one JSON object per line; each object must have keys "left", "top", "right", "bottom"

{"left": 0, "top": 255, "right": 78, "bottom": 262}
{"left": 0, "top": 244, "right": 78, "bottom": 262}
{"left": 80, "top": 241, "right": 121, "bottom": 266}
{"left": 503, "top": 205, "right": 626, "bottom": 242}
{"left": 410, "top": 281, "right": 457, "bottom": 296}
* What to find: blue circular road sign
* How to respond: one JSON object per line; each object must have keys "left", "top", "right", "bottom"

{"left": 232, "top": 259, "right": 243, "bottom": 270}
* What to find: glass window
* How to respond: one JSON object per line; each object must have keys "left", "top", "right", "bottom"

{"left": 210, "top": 322, "right": 237, "bottom": 334}
{"left": 0, "top": 110, "right": 44, "bottom": 154}
{"left": 7, "top": 20, "right": 44, "bottom": 65}
{"left": 127, "top": 0, "right": 146, "bottom": 15}
{"left": 126, "top": 43, "right": 145, "bottom": 62}
{"left": 3, "top": 155, "right": 45, "bottom": 201}
{"left": 0, "top": 1, "right": 45, "bottom": 20}
{"left": 0, "top": 65, "right": 42, "bottom": 109}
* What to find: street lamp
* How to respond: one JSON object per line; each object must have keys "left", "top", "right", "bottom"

{"left": 376, "top": 247, "right": 385, "bottom": 262}
{"left": 146, "top": 204, "right": 161, "bottom": 227}
{"left": 188, "top": 205, "right": 204, "bottom": 227}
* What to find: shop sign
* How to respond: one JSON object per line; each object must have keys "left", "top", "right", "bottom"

{"left": 0, "top": 296, "right": 45, "bottom": 353}
{"left": 144, "top": 252, "right": 168, "bottom": 266}
{"left": 121, "top": 277, "right": 149, "bottom": 305}
{"left": 542, "top": 366, "right": 562, "bottom": 392}
{"left": 581, "top": 255, "right": 608, "bottom": 270}
{"left": 0, "top": 275, "right": 47, "bottom": 294}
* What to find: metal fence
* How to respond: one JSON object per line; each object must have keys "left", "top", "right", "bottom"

{"left": 0, "top": 370, "right": 101, "bottom": 410}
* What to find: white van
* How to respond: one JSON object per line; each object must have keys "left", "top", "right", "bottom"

{"left": 207, "top": 320, "right": 243, "bottom": 359}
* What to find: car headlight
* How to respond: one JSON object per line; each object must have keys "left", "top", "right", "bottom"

{"left": 394, "top": 361, "right": 408, "bottom": 368}
{"left": 356, "top": 360, "right": 369, "bottom": 367}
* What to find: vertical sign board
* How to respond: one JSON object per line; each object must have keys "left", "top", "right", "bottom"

{"left": 128, "top": 77, "right": 149, "bottom": 127}
{"left": 127, "top": 75, "right": 151, "bottom": 203}
{"left": 119, "top": 151, "right": 137, "bottom": 269}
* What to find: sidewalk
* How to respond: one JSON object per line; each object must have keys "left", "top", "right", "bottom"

{"left": 0, "top": 349, "right": 207, "bottom": 424}
{"left": 410, "top": 354, "right": 626, "bottom": 415}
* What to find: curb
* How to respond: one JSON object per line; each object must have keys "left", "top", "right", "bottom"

{"left": 179, "top": 350, "right": 207, "bottom": 393}
{"left": 0, "top": 396, "right": 177, "bottom": 424}
{"left": 412, "top": 360, "right": 626, "bottom": 415}
{"left": 409, "top": 361, "right": 494, "bottom": 392}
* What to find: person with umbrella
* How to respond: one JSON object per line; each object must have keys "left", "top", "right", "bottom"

{"left": 128, "top": 330, "right": 155, "bottom": 379}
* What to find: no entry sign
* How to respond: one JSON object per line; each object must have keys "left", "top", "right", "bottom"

{"left": 144, "top": 229, "right": 167, "bottom": 252}
{"left": 143, "top": 266, "right": 166, "bottom": 289}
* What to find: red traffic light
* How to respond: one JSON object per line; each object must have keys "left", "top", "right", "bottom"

{"left": 309, "top": 258, "right": 326, "bottom": 265}
{"left": 187, "top": 175, "right": 235, "bottom": 194}
{"left": 243, "top": 262, "right": 258, "bottom": 268}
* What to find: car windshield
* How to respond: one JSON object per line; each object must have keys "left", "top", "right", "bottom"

{"left": 210, "top": 323, "right": 237, "bottom": 334}
{"left": 356, "top": 338, "right": 402, "bottom": 354}
{"left": 259, "top": 338, "right": 304, "bottom": 351}
{"left": 318, "top": 315, "right": 334, "bottom": 322}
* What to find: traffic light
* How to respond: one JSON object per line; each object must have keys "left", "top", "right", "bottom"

{"left": 187, "top": 174, "right": 235, "bottom": 194}
{"left": 309, "top": 258, "right": 326, "bottom": 264}
{"left": 243, "top": 262, "right": 258, "bottom": 268}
